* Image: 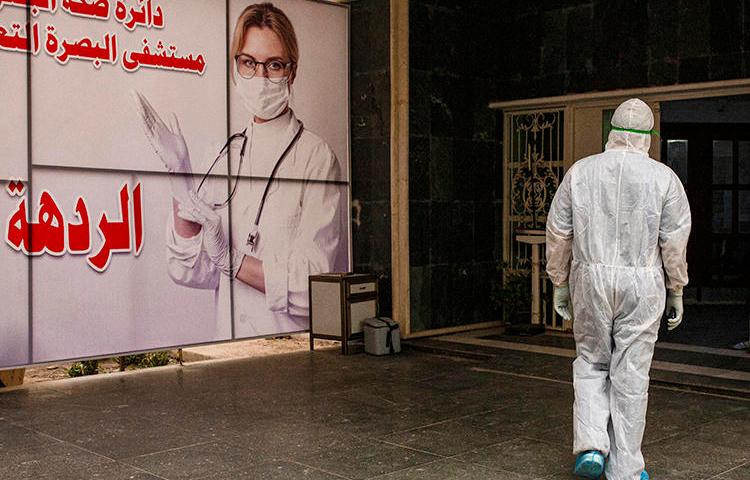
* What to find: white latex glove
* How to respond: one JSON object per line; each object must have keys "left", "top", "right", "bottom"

{"left": 553, "top": 284, "right": 573, "bottom": 321}
{"left": 177, "top": 192, "right": 243, "bottom": 277}
{"left": 664, "top": 290, "right": 683, "bottom": 331}
{"left": 132, "top": 90, "right": 194, "bottom": 204}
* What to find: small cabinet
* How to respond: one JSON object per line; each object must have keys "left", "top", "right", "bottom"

{"left": 309, "top": 273, "right": 378, "bottom": 354}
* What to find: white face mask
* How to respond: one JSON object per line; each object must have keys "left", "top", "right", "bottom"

{"left": 235, "top": 74, "right": 290, "bottom": 120}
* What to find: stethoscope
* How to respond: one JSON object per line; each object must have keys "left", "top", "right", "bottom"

{"left": 196, "top": 121, "right": 305, "bottom": 252}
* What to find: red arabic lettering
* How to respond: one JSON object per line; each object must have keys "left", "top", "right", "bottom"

{"left": 132, "top": 182, "right": 143, "bottom": 255}
{"left": 68, "top": 197, "right": 91, "bottom": 254}
{"left": 88, "top": 184, "right": 131, "bottom": 271}
{"left": 61, "top": 0, "right": 110, "bottom": 20}
{"left": 0, "top": 0, "right": 58, "bottom": 16}
{"left": 114, "top": 0, "right": 163, "bottom": 31}
{"left": 47, "top": 28, "right": 117, "bottom": 68}
{"left": 5, "top": 191, "right": 65, "bottom": 255}
{"left": 113, "top": 0, "right": 125, "bottom": 21}
{"left": 6, "top": 198, "right": 28, "bottom": 253}
{"left": 122, "top": 38, "right": 205, "bottom": 75}
{"left": 4, "top": 182, "right": 144, "bottom": 272}
{"left": 44, "top": 24, "right": 59, "bottom": 55}
{"left": 1, "top": 2, "right": 205, "bottom": 75}
{"left": 0, "top": 22, "right": 40, "bottom": 54}
{"left": 35, "top": 191, "right": 65, "bottom": 254}
{"left": 30, "top": 21, "right": 39, "bottom": 53}
{"left": 6, "top": 179, "right": 26, "bottom": 196}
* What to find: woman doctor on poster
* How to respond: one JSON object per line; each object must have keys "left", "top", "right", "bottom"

{"left": 136, "top": 2, "right": 343, "bottom": 336}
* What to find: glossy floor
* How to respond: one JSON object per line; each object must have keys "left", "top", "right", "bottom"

{"left": 1, "top": 346, "right": 748, "bottom": 479}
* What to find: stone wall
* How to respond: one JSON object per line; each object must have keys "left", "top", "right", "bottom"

{"left": 407, "top": 0, "right": 750, "bottom": 331}
{"left": 350, "top": 0, "right": 393, "bottom": 316}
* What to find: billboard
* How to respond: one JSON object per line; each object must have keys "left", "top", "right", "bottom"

{"left": 0, "top": 0, "right": 350, "bottom": 368}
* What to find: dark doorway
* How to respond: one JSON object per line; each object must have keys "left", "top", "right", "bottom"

{"left": 660, "top": 95, "right": 750, "bottom": 348}
{"left": 661, "top": 123, "right": 750, "bottom": 289}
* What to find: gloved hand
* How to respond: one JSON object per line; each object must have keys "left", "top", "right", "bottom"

{"left": 664, "top": 290, "right": 683, "bottom": 331}
{"left": 553, "top": 284, "right": 573, "bottom": 321}
{"left": 177, "top": 191, "right": 244, "bottom": 277}
{"left": 132, "top": 90, "right": 194, "bottom": 204}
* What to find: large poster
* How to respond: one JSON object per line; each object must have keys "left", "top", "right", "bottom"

{"left": 0, "top": 0, "right": 350, "bottom": 368}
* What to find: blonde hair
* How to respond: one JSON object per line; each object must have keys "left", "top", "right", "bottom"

{"left": 230, "top": 3, "right": 299, "bottom": 83}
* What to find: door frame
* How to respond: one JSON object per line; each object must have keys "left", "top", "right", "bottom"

{"left": 487, "top": 79, "right": 750, "bottom": 332}
{"left": 661, "top": 122, "right": 750, "bottom": 289}
{"left": 397, "top": 77, "right": 750, "bottom": 338}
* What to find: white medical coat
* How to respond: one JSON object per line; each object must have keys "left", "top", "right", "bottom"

{"left": 165, "top": 109, "right": 345, "bottom": 338}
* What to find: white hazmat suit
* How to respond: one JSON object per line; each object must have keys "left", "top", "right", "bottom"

{"left": 546, "top": 99, "right": 691, "bottom": 480}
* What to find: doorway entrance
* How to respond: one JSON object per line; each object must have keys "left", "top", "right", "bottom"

{"left": 660, "top": 95, "right": 750, "bottom": 348}
{"left": 487, "top": 84, "right": 750, "bottom": 387}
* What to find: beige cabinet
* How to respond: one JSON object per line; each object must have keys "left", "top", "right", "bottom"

{"left": 309, "top": 273, "right": 378, "bottom": 354}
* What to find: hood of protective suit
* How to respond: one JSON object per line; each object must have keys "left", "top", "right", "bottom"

{"left": 605, "top": 98, "right": 654, "bottom": 155}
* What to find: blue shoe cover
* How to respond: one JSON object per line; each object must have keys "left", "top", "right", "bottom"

{"left": 641, "top": 471, "right": 649, "bottom": 480}
{"left": 574, "top": 450, "right": 605, "bottom": 478}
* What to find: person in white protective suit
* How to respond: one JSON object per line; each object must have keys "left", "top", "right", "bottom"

{"left": 546, "top": 98, "right": 691, "bottom": 480}
{"left": 135, "top": 3, "right": 345, "bottom": 338}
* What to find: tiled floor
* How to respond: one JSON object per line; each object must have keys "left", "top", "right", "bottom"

{"left": 1, "top": 347, "right": 748, "bottom": 479}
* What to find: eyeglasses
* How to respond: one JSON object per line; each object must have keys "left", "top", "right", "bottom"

{"left": 234, "top": 54, "right": 293, "bottom": 83}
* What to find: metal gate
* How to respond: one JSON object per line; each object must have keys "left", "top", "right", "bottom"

{"left": 503, "top": 109, "right": 567, "bottom": 330}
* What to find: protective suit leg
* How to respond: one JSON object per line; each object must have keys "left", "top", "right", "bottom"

{"left": 571, "top": 265, "right": 663, "bottom": 480}
{"left": 571, "top": 263, "right": 614, "bottom": 457}
{"left": 604, "top": 268, "right": 663, "bottom": 480}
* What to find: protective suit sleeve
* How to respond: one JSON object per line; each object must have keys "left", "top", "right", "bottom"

{"left": 165, "top": 213, "right": 220, "bottom": 290}
{"left": 546, "top": 171, "right": 574, "bottom": 286}
{"left": 659, "top": 173, "right": 691, "bottom": 292}
{"left": 263, "top": 143, "right": 342, "bottom": 316}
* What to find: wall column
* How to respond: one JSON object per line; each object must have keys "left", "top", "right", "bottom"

{"left": 389, "top": 0, "right": 410, "bottom": 335}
